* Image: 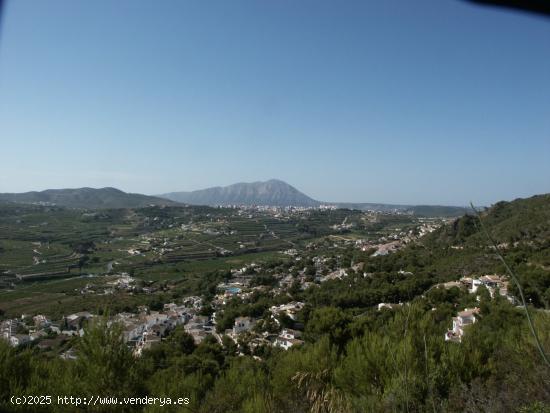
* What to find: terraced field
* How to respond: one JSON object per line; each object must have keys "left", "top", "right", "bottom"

{"left": 0, "top": 202, "right": 420, "bottom": 317}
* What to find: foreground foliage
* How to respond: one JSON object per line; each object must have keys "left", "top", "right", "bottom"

{"left": 1, "top": 297, "right": 549, "bottom": 412}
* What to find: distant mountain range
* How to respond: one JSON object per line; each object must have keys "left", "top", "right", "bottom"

{"left": 160, "top": 179, "right": 319, "bottom": 208}
{"left": 0, "top": 180, "right": 469, "bottom": 216}
{"left": 0, "top": 187, "right": 177, "bottom": 209}
{"left": 160, "top": 179, "right": 468, "bottom": 217}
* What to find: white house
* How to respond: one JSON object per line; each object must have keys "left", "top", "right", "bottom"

{"left": 469, "top": 279, "right": 483, "bottom": 294}
{"left": 445, "top": 307, "right": 480, "bottom": 343}
{"left": 279, "top": 328, "right": 302, "bottom": 340}
{"left": 122, "top": 320, "right": 146, "bottom": 342}
{"left": 33, "top": 314, "right": 50, "bottom": 328}
{"left": 270, "top": 302, "right": 304, "bottom": 321}
{"left": 274, "top": 336, "right": 304, "bottom": 350}
{"left": 143, "top": 312, "right": 168, "bottom": 329}
{"left": 9, "top": 334, "right": 30, "bottom": 347}
{"left": 377, "top": 303, "right": 402, "bottom": 311}
{"left": 233, "top": 317, "right": 255, "bottom": 335}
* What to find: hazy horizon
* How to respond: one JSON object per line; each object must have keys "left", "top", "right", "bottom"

{"left": 0, "top": 178, "right": 542, "bottom": 207}
{"left": 1, "top": 1, "right": 549, "bottom": 205}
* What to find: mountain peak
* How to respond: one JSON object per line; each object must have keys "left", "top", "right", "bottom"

{"left": 160, "top": 180, "right": 319, "bottom": 207}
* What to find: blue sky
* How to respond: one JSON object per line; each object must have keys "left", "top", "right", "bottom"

{"left": 0, "top": 0, "right": 549, "bottom": 205}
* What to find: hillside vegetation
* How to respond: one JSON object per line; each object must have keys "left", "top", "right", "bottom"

{"left": 0, "top": 187, "right": 178, "bottom": 209}
{"left": 0, "top": 194, "right": 549, "bottom": 412}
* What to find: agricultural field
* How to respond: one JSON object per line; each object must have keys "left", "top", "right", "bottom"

{"left": 0, "top": 203, "right": 423, "bottom": 317}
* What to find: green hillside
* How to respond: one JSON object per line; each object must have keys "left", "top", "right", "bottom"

{"left": 0, "top": 187, "right": 179, "bottom": 209}
{"left": 372, "top": 193, "right": 550, "bottom": 307}
{"left": 429, "top": 194, "right": 550, "bottom": 246}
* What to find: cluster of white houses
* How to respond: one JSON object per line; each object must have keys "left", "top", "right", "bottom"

{"left": 443, "top": 274, "right": 515, "bottom": 343}
{"left": 119, "top": 296, "right": 206, "bottom": 355}
{"left": 1, "top": 260, "right": 312, "bottom": 356}
{"left": 219, "top": 301, "right": 306, "bottom": 350}
{"left": 356, "top": 220, "right": 443, "bottom": 257}
{"left": 1, "top": 292, "right": 306, "bottom": 355}
{"left": 5, "top": 251, "right": 514, "bottom": 357}
{"left": 439, "top": 274, "right": 514, "bottom": 303}
{"left": 0, "top": 297, "right": 205, "bottom": 354}
{"left": 0, "top": 310, "right": 102, "bottom": 348}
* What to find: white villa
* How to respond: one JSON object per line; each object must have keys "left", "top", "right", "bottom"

{"left": 233, "top": 316, "right": 256, "bottom": 335}
{"left": 274, "top": 329, "right": 304, "bottom": 350}
{"left": 445, "top": 307, "right": 480, "bottom": 343}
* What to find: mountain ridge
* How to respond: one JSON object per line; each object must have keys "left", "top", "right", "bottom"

{"left": 0, "top": 187, "right": 178, "bottom": 209}
{"left": 0, "top": 180, "right": 469, "bottom": 216}
{"left": 160, "top": 179, "right": 468, "bottom": 216}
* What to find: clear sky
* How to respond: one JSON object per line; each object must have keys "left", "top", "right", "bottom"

{"left": 0, "top": 0, "right": 549, "bottom": 206}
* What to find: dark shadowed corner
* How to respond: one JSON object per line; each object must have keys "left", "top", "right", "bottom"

{"left": 464, "top": 0, "right": 550, "bottom": 17}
